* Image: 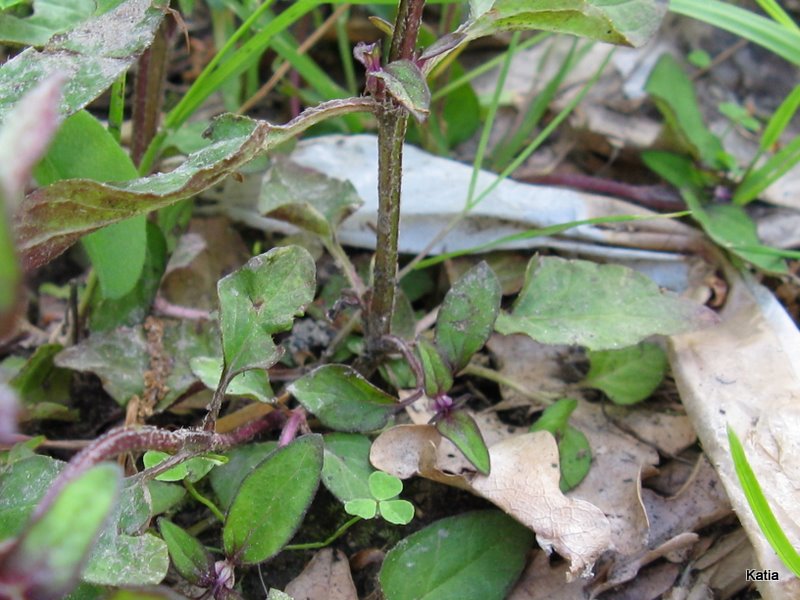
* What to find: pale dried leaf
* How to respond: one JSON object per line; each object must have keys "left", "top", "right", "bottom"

{"left": 471, "top": 432, "right": 611, "bottom": 579}
{"left": 669, "top": 262, "right": 800, "bottom": 599}
{"left": 284, "top": 548, "right": 357, "bottom": 600}
{"left": 606, "top": 404, "right": 697, "bottom": 456}
{"left": 567, "top": 400, "right": 657, "bottom": 556}
{"left": 507, "top": 551, "right": 586, "bottom": 600}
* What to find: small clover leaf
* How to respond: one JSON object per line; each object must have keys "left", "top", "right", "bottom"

{"left": 343, "top": 471, "right": 414, "bottom": 525}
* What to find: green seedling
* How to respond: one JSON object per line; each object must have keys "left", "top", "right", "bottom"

{"left": 344, "top": 471, "right": 415, "bottom": 525}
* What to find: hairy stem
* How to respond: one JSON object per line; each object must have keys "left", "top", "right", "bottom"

{"left": 365, "top": 0, "right": 425, "bottom": 357}
{"left": 131, "top": 20, "right": 170, "bottom": 168}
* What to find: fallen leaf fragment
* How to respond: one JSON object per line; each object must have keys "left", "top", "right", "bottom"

{"left": 471, "top": 432, "right": 611, "bottom": 579}
{"left": 371, "top": 427, "right": 612, "bottom": 579}
{"left": 284, "top": 548, "right": 357, "bottom": 600}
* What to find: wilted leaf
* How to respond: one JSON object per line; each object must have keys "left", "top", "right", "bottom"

{"left": 322, "top": 433, "right": 374, "bottom": 503}
{"left": 16, "top": 115, "right": 264, "bottom": 269}
{"left": 218, "top": 246, "right": 316, "bottom": 375}
{"left": 35, "top": 110, "right": 145, "bottom": 300}
{"left": 584, "top": 342, "right": 668, "bottom": 405}
{"left": 55, "top": 320, "right": 219, "bottom": 409}
{"left": 158, "top": 519, "right": 215, "bottom": 586}
{"left": 470, "top": 433, "right": 611, "bottom": 578}
{"left": 435, "top": 261, "right": 501, "bottom": 372}
{"left": 436, "top": 411, "right": 490, "bottom": 475}
{"left": 495, "top": 256, "right": 718, "bottom": 350}
{"left": 380, "top": 511, "right": 533, "bottom": 600}
{"left": 258, "top": 159, "right": 363, "bottom": 240}
{"left": 0, "top": 464, "right": 120, "bottom": 599}
{"left": 0, "top": 0, "right": 164, "bottom": 127}
{"left": 463, "top": 0, "right": 668, "bottom": 48}
{"left": 373, "top": 60, "right": 431, "bottom": 122}
{"left": 289, "top": 365, "right": 397, "bottom": 432}
{"left": 223, "top": 435, "right": 323, "bottom": 564}
{"left": 285, "top": 548, "right": 358, "bottom": 600}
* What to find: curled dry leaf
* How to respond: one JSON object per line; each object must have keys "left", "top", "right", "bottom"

{"left": 371, "top": 428, "right": 612, "bottom": 578}
{"left": 285, "top": 548, "right": 358, "bottom": 600}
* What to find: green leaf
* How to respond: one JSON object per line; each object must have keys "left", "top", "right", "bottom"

{"left": 289, "top": 365, "right": 397, "bottom": 432}
{"left": 209, "top": 442, "right": 277, "bottom": 510}
{"left": 728, "top": 425, "right": 800, "bottom": 577}
{"left": 718, "top": 101, "right": 760, "bottom": 132}
{"left": 368, "top": 471, "right": 403, "bottom": 501}
{"left": 9, "top": 343, "right": 71, "bottom": 407}
{"left": 557, "top": 425, "right": 591, "bottom": 492}
{"left": 531, "top": 401, "right": 593, "bottom": 491}
{"left": 147, "top": 481, "right": 186, "bottom": 516}
{"left": 88, "top": 221, "right": 167, "bottom": 331}
{"left": 416, "top": 339, "right": 454, "bottom": 397}
{"left": 321, "top": 433, "right": 374, "bottom": 503}
{"left": 378, "top": 499, "right": 415, "bottom": 526}
{"left": 464, "top": 0, "right": 667, "bottom": 49}
{"left": 687, "top": 49, "right": 711, "bottom": 68}
{"left": 374, "top": 60, "right": 431, "bottom": 122}
{"left": 0, "top": 0, "right": 164, "bottom": 127}
{"left": 0, "top": 464, "right": 120, "bottom": 599}
{"left": 35, "top": 109, "right": 144, "bottom": 299}
{"left": 645, "top": 54, "right": 726, "bottom": 168}
{"left": 258, "top": 158, "right": 363, "bottom": 240}
{"left": 0, "top": 454, "right": 63, "bottom": 540}
{"left": 380, "top": 511, "right": 533, "bottom": 600}
{"left": 0, "top": 0, "right": 97, "bottom": 46}
{"left": 495, "top": 256, "right": 718, "bottom": 350}
{"left": 16, "top": 115, "right": 261, "bottom": 269}
{"left": 758, "top": 84, "right": 800, "bottom": 153}
{"left": 435, "top": 261, "right": 501, "bottom": 372}
{"left": 223, "top": 435, "right": 323, "bottom": 564}
{"left": 735, "top": 136, "right": 800, "bottom": 206}
{"left": 435, "top": 411, "right": 491, "bottom": 475}
{"left": 190, "top": 356, "right": 273, "bottom": 402}
{"left": 529, "top": 398, "right": 578, "bottom": 438}
{"left": 687, "top": 191, "right": 787, "bottom": 274}
{"left": 344, "top": 498, "right": 378, "bottom": 520}
{"left": 584, "top": 342, "right": 668, "bottom": 405}
{"left": 158, "top": 519, "right": 215, "bottom": 586}
{"left": 142, "top": 451, "right": 219, "bottom": 483}
{"left": 82, "top": 530, "right": 169, "bottom": 586}
{"left": 218, "top": 246, "right": 316, "bottom": 375}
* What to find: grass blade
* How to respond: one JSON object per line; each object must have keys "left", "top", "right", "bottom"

{"left": 727, "top": 425, "right": 800, "bottom": 577}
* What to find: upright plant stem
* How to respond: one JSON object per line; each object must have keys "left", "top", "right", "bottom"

{"left": 131, "top": 21, "right": 170, "bottom": 168}
{"left": 365, "top": 0, "right": 425, "bottom": 355}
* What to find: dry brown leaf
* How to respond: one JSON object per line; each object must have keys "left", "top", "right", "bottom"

{"left": 160, "top": 217, "right": 250, "bottom": 309}
{"left": 486, "top": 334, "right": 574, "bottom": 410}
{"left": 606, "top": 404, "right": 697, "bottom": 456}
{"left": 471, "top": 432, "right": 612, "bottom": 579}
{"left": 669, "top": 263, "right": 800, "bottom": 599}
{"left": 371, "top": 427, "right": 612, "bottom": 578}
{"left": 507, "top": 551, "right": 587, "bottom": 600}
{"left": 284, "top": 548, "right": 358, "bottom": 600}
{"left": 567, "top": 400, "right": 658, "bottom": 557}
{"left": 600, "top": 562, "right": 681, "bottom": 600}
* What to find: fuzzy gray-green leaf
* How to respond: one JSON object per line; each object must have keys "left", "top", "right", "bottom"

{"left": 218, "top": 246, "right": 316, "bottom": 374}
{"left": 495, "top": 256, "right": 718, "bottom": 350}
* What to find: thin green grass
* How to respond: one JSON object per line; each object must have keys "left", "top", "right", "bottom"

{"left": 727, "top": 426, "right": 800, "bottom": 577}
